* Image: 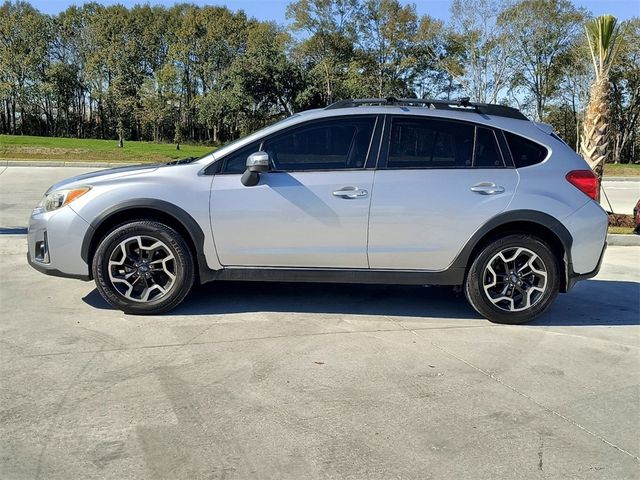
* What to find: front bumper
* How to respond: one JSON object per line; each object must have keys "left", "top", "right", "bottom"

{"left": 27, "top": 206, "right": 93, "bottom": 281}
{"left": 27, "top": 251, "right": 91, "bottom": 280}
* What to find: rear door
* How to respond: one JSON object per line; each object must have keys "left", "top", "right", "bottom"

{"left": 368, "top": 116, "right": 519, "bottom": 270}
{"left": 210, "top": 116, "right": 380, "bottom": 268}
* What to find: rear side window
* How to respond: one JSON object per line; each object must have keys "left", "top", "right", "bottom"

{"left": 388, "top": 118, "right": 474, "bottom": 168}
{"left": 504, "top": 132, "right": 548, "bottom": 168}
{"left": 386, "top": 118, "right": 507, "bottom": 168}
{"left": 474, "top": 128, "right": 504, "bottom": 167}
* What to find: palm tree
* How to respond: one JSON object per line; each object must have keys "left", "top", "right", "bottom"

{"left": 580, "top": 15, "right": 625, "bottom": 185}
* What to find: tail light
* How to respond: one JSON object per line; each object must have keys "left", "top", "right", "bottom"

{"left": 566, "top": 170, "right": 599, "bottom": 201}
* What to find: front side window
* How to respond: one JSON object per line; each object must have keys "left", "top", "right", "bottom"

{"left": 221, "top": 141, "right": 262, "bottom": 174}
{"left": 262, "top": 117, "right": 376, "bottom": 171}
{"left": 388, "top": 118, "right": 474, "bottom": 168}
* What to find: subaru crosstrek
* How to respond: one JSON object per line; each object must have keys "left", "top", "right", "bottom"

{"left": 27, "top": 98, "right": 607, "bottom": 324}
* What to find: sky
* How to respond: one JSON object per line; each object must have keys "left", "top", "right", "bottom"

{"left": 31, "top": 0, "right": 640, "bottom": 23}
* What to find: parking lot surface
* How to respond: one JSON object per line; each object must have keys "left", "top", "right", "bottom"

{"left": 1, "top": 166, "right": 639, "bottom": 479}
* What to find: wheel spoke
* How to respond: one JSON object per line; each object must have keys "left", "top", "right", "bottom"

{"left": 107, "top": 235, "right": 177, "bottom": 303}
{"left": 482, "top": 246, "right": 548, "bottom": 313}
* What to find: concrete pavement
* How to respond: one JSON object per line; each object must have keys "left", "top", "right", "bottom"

{"left": 0, "top": 165, "right": 639, "bottom": 479}
{"left": 1, "top": 235, "right": 639, "bottom": 479}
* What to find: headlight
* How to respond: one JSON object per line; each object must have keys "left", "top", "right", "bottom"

{"left": 37, "top": 187, "right": 91, "bottom": 213}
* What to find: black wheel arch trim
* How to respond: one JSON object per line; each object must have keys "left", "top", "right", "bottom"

{"left": 448, "top": 209, "right": 575, "bottom": 292}
{"left": 80, "top": 199, "right": 214, "bottom": 283}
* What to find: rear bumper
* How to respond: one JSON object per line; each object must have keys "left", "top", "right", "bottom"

{"left": 566, "top": 241, "right": 606, "bottom": 291}
{"left": 561, "top": 199, "right": 608, "bottom": 292}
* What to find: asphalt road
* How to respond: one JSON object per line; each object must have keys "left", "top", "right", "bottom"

{"left": 601, "top": 180, "right": 640, "bottom": 215}
{"left": 0, "top": 166, "right": 639, "bottom": 479}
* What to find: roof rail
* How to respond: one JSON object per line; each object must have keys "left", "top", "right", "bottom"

{"left": 324, "top": 97, "right": 528, "bottom": 121}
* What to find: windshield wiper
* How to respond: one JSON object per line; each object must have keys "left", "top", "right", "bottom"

{"left": 166, "top": 157, "right": 196, "bottom": 165}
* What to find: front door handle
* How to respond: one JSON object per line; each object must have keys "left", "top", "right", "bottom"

{"left": 471, "top": 182, "right": 505, "bottom": 195}
{"left": 332, "top": 186, "right": 369, "bottom": 199}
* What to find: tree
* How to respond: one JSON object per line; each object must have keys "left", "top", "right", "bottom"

{"left": 435, "top": 0, "right": 513, "bottom": 104}
{"left": 554, "top": 44, "right": 591, "bottom": 150}
{"left": 580, "top": 15, "right": 625, "bottom": 183}
{"left": 354, "top": 0, "right": 421, "bottom": 98}
{"left": 0, "top": 1, "right": 51, "bottom": 134}
{"left": 609, "top": 18, "right": 640, "bottom": 164}
{"left": 413, "top": 16, "right": 456, "bottom": 99}
{"left": 231, "top": 22, "right": 305, "bottom": 117}
{"left": 0, "top": 0, "right": 635, "bottom": 158}
{"left": 287, "top": 0, "right": 358, "bottom": 103}
{"left": 498, "top": 0, "right": 585, "bottom": 120}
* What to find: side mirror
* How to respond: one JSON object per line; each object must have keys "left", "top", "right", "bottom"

{"left": 246, "top": 151, "right": 270, "bottom": 172}
{"left": 241, "top": 151, "right": 270, "bottom": 186}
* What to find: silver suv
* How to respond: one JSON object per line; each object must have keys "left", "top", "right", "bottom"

{"left": 27, "top": 98, "right": 607, "bottom": 324}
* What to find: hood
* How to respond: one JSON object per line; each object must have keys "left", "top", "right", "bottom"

{"left": 45, "top": 160, "right": 198, "bottom": 192}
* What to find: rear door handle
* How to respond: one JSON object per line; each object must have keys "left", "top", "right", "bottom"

{"left": 471, "top": 182, "right": 505, "bottom": 195}
{"left": 332, "top": 186, "right": 369, "bottom": 199}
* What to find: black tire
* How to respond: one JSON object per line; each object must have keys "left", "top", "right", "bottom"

{"left": 464, "top": 234, "right": 560, "bottom": 324}
{"left": 92, "top": 220, "right": 195, "bottom": 314}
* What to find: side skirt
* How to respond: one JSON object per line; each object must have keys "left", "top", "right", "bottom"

{"left": 205, "top": 266, "right": 466, "bottom": 286}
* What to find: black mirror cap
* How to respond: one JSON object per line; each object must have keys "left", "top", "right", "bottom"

{"left": 241, "top": 170, "right": 260, "bottom": 187}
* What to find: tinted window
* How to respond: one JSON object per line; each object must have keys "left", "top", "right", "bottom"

{"left": 388, "top": 118, "right": 474, "bottom": 168}
{"left": 474, "top": 128, "right": 504, "bottom": 167}
{"left": 221, "top": 141, "right": 262, "bottom": 173}
{"left": 504, "top": 131, "right": 548, "bottom": 168}
{"left": 262, "top": 117, "right": 376, "bottom": 171}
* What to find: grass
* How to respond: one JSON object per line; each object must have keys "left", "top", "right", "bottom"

{"left": 608, "top": 226, "right": 635, "bottom": 235}
{"left": 603, "top": 163, "right": 640, "bottom": 177}
{"left": 0, "top": 134, "right": 214, "bottom": 163}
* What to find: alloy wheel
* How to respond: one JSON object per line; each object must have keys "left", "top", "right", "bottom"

{"left": 482, "top": 247, "right": 548, "bottom": 312}
{"left": 108, "top": 235, "right": 176, "bottom": 302}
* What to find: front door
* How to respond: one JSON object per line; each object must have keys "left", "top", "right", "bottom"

{"left": 210, "top": 116, "right": 379, "bottom": 268}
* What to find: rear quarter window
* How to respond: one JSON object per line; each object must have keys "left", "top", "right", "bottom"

{"left": 504, "top": 131, "right": 548, "bottom": 168}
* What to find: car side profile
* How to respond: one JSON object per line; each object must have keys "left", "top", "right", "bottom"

{"left": 27, "top": 98, "right": 607, "bottom": 324}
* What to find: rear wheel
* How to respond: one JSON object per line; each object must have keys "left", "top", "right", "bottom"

{"left": 92, "top": 220, "right": 195, "bottom": 314}
{"left": 464, "top": 234, "right": 559, "bottom": 324}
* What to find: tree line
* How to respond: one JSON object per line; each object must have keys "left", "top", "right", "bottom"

{"left": 0, "top": 0, "right": 638, "bottom": 162}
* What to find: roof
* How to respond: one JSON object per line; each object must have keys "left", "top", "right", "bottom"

{"left": 325, "top": 97, "right": 529, "bottom": 121}
{"left": 200, "top": 97, "right": 544, "bottom": 165}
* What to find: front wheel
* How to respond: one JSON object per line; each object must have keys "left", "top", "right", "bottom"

{"left": 464, "top": 234, "right": 559, "bottom": 324}
{"left": 92, "top": 220, "right": 195, "bottom": 314}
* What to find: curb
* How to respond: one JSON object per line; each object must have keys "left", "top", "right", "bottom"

{"left": 602, "top": 177, "right": 639, "bottom": 182}
{"left": 607, "top": 234, "right": 640, "bottom": 246}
